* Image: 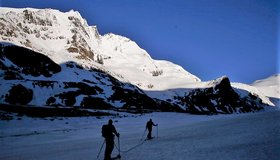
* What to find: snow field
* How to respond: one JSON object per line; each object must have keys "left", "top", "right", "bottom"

{"left": 0, "top": 109, "right": 279, "bottom": 160}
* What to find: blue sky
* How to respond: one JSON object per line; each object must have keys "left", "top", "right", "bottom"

{"left": 1, "top": 0, "right": 279, "bottom": 83}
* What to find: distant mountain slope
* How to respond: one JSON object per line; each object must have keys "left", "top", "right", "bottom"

{"left": 251, "top": 74, "right": 280, "bottom": 99}
{"left": 0, "top": 7, "right": 276, "bottom": 115}
{"left": 250, "top": 74, "right": 280, "bottom": 106}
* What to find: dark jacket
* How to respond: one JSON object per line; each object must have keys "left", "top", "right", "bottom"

{"left": 146, "top": 120, "right": 156, "bottom": 131}
{"left": 102, "top": 124, "right": 118, "bottom": 139}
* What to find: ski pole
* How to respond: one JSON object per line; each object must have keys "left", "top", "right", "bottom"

{"left": 157, "top": 125, "right": 158, "bottom": 138}
{"left": 118, "top": 136, "right": 121, "bottom": 156}
{"left": 97, "top": 139, "right": 105, "bottom": 159}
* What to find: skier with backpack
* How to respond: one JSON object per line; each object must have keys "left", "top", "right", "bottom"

{"left": 102, "top": 119, "right": 120, "bottom": 160}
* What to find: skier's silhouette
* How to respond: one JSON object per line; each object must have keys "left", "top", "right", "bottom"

{"left": 146, "top": 119, "right": 158, "bottom": 139}
{"left": 102, "top": 119, "right": 120, "bottom": 160}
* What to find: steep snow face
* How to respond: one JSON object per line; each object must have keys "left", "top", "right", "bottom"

{"left": 99, "top": 33, "right": 201, "bottom": 90}
{"left": 251, "top": 74, "right": 280, "bottom": 99}
{"left": 0, "top": 7, "right": 200, "bottom": 91}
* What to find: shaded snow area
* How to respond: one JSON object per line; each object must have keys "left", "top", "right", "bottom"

{"left": 1, "top": 109, "right": 279, "bottom": 160}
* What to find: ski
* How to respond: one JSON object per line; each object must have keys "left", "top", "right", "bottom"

{"left": 145, "top": 137, "right": 155, "bottom": 141}
{"left": 110, "top": 154, "right": 121, "bottom": 160}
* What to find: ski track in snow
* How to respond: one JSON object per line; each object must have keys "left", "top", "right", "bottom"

{"left": 0, "top": 109, "right": 279, "bottom": 160}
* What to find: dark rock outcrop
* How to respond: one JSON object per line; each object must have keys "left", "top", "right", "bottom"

{"left": 0, "top": 45, "right": 61, "bottom": 77}
{"left": 5, "top": 84, "right": 33, "bottom": 105}
{"left": 176, "top": 77, "right": 264, "bottom": 114}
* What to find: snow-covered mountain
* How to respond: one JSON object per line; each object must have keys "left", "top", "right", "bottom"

{"left": 251, "top": 74, "right": 280, "bottom": 99}
{"left": 0, "top": 7, "right": 277, "bottom": 115}
{"left": 0, "top": 7, "right": 200, "bottom": 90}
{"left": 250, "top": 74, "right": 280, "bottom": 106}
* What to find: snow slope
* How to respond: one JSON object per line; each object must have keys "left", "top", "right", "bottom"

{"left": 251, "top": 74, "right": 280, "bottom": 99}
{"left": 0, "top": 109, "right": 279, "bottom": 160}
{"left": 231, "top": 82, "right": 275, "bottom": 106}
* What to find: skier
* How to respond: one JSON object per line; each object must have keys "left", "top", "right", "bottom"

{"left": 102, "top": 119, "right": 120, "bottom": 160}
{"left": 146, "top": 119, "right": 158, "bottom": 140}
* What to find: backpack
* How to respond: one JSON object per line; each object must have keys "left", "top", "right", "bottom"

{"left": 102, "top": 125, "right": 108, "bottom": 138}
